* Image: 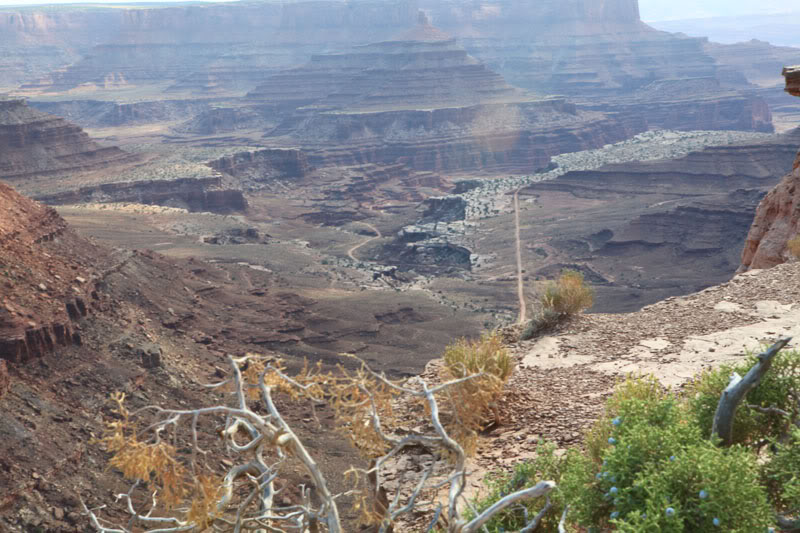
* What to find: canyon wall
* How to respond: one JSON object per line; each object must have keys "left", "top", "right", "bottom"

{"left": 208, "top": 149, "right": 312, "bottom": 188}
{"left": 36, "top": 176, "right": 247, "bottom": 213}
{"left": 0, "top": 182, "right": 100, "bottom": 363}
{"left": 522, "top": 129, "right": 800, "bottom": 311}
{"left": 0, "top": 98, "right": 136, "bottom": 182}
{"left": 740, "top": 67, "right": 800, "bottom": 271}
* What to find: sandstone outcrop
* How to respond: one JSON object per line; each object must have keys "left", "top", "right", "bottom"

{"left": 0, "top": 98, "right": 136, "bottom": 183}
{"left": 786, "top": 66, "right": 800, "bottom": 97}
{"left": 707, "top": 41, "right": 800, "bottom": 88}
{"left": 0, "top": 182, "right": 100, "bottom": 364}
{"left": 208, "top": 149, "right": 312, "bottom": 189}
{"left": 31, "top": 98, "right": 211, "bottom": 128}
{"left": 36, "top": 176, "right": 247, "bottom": 213}
{"left": 421, "top": 0, "right": 774, "bottom": 132}
{"left": 420, "top": 196, "right": 467, "bottom": 223}
{"left": 4, "top": 1, "right": 419, "bottom": 93}
{"left": 740, "top": 68, "right": 800, "bottom": 271}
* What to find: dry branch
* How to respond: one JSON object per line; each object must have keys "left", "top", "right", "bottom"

{"left": 85, "top": 354, "right": 559, "bottom": 532}
{"left": 712, "top": 337, "right": 792, "bottom": 446}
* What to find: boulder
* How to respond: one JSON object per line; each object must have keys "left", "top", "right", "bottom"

{"left": 138, "top": 343, "right": 163, "bottom": 369}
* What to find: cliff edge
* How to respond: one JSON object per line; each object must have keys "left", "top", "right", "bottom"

{"left": 740, "top": 66, "right": 800, "bottom": 271}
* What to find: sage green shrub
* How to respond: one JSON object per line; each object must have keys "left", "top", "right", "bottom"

{"left": 687, "top": 347, "right": 800, "bottom": 446}
{"left": 474, "top": 372, "right": 790, "bottom": 532}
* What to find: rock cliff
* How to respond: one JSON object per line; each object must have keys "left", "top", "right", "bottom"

{"left": 521, "top": 129, "right": 800, "bottom": 312}
{"left": 207, "top": 148, "right": 312, "bottom": 189}
{"left": 740, "top": 68, "right": 800, "bottom": 271}
{"left": 4, "top": 1, "right": 420, "bottom": 93}
{"left": 0, "top": 98, "right": 136, "bottom": 183}
{"left": 246, "top": 32, "right": 647, "bottom": 173}
{"left": 36, "top": 177, "right": 248, "bottom": 213}
{"left": 0, "top": 182, "right": 101, "bottom": 363}
{"left": 786, "top": 66, "right": 800, "bottom": 97}
{"left": 1, "top": 0, "right": 781, "bottom": 134}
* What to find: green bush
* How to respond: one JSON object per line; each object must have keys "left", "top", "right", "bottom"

{"left": 466, "top": 442, "right": 573, "bottom": 532}
{"left": 567, "top": 381, "right": 708, "bottom": 528}
{"left": 612, "top": 444, "right": 773, "bottom": 532}
{"left": 473, "top": 373, "right": 789, "bottom": 532}
{"left": 687, "top": 347, "right": 800, "bottom": 446}
{"left": 763, "top": 427, "right": 800, "bottom": 513}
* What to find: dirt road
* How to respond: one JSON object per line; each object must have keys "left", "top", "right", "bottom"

{"left": 347, "top": 222, "right": 382, "bottom": 261}
{"left": 513, "top": 188, "right": 527, "bottom": 324}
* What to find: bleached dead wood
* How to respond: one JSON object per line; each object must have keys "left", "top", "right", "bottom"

{"left": 85, "top": 354, "right": 558, "bottom": 532}
{"left": 712, "top": 337, "right": 792, "bottom": 446}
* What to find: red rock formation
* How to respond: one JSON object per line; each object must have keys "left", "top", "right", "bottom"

{"left": 740, "top": 69, "right": 800, "bottom": 271}
{"left": 786, "top": 66, "right": 800, "bottom": 97}
{"left": 0, "top": 182, "right": 101, "bottom": 364}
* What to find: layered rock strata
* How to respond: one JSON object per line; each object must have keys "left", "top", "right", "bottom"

{"left": 4, "top": 1, "right": 419, "bottom": 92}
{"left": 248, "top": 33, "right": 648, "bottom": 173}
{"left": 0, "top": 182, "right": 100, "bottom": 363}
{"left": 520, "top": 128, "right": 800, "bottom": 312}
{"left": 208, "top": 149, "right": 312, "bottom": 189}
{"left": 36, "top": 176, "right": 247, "bottom": 213}
{"left": 421, "top": 0, "right": 774, "bottom": 131}
{"left": 30, "top": 98, "right": 212, "bottom": 128}
{"left": 0, "top": 98, "right": 136, "bottom": 181}
{"left": 580, "top": 78, "right": 774, "bottom": 132}
{"left": 740, "top": 68, "right": 800, "bottom": 270}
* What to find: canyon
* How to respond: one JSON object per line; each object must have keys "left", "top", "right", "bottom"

{"left": 0, "top": 1, "right": 799, "bottom": 530}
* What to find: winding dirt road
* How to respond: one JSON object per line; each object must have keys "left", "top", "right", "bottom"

{"left": 347, "top": 222, "right": 382, "bottom": 261}
{"left": 513, "top": 188, "right": 527, "bottom": 324}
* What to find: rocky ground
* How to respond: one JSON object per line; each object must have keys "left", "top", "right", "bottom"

{"left": 379, "top": 260, "right": 800, "bottom": 530}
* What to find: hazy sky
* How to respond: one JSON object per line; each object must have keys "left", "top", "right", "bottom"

{"left": 639, "top": 0, "right": 800, "bottom": 21}
{"left": 0, "top": 0, "right": 798, "bottom": 17}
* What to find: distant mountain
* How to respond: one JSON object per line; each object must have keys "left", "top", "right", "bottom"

{"left": 640, "top": 0, "right": 800, "bottom": 21}
{"left": 648, "top": 13, "right": 800, "bottom": 48}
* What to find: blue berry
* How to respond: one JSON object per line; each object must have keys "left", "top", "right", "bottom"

{"left": 608, "top": 437, "right": 617, "bottom": 445}
{"left": 610, "top": 486, "right": 618, "bottom": 495}
{"left": 596, "top": 473, "right": 602, "bottom": 480}
{"left": 666, "top": 507, "right": 675, "bottom": 517}
{"left": 669, "top": 455, "right": 676, "bottom": 461}
{"left": 713, "top": 518, "right": 720, "bottom": 527}
{"left": 610, "top": 511, "right": 619, "bottom": 519}
{"left": 612, "top": 417, "right": 622, "bottom": 426}
{"left": 699, "top": 490, "right": 708, "bottom": 499}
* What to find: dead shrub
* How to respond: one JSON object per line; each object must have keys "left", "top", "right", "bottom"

{"left": 441, "top": 332, "right": 513, "bottom": 451}
{"left": 521, "top": 269, "right": 594, "bottom": 341}
{"left": 787, "top": 234, "right": 800, "bottom": 259}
